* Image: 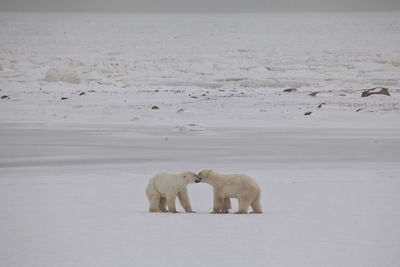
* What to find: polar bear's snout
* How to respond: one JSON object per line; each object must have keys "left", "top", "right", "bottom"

{"left": 197, "top": 170, "right": 210, "bottom": 182}
{"left": 195, "top": 174, "right": 202, "bottom": 183}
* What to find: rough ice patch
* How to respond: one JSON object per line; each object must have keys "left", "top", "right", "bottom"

{"left": 43, "top": 68, "right": 81, "bottom": 84}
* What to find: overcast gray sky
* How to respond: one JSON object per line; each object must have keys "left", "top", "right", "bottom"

{"left": 1, "top": 0, "right": 400, "bottom": 12}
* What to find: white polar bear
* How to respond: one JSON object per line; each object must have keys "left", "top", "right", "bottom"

{"left": 198, "top": 169, "right": 262, "bottom": 214}
{"left": 146, "top": 171, "right": 201, "bottom": 213}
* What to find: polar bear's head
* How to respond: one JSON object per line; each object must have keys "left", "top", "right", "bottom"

{"left": 198, "top": 169, "right": 213, "bottom": 183}
{"left": 182, "top": 171, "right": 202, "bottom": 184}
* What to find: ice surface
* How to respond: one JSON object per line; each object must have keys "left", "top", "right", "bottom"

{"left": 0, "top": 12, "right": 400, "bottom": 267}
{"left": 1, "top": 125, "right": 400, "bottom": 267}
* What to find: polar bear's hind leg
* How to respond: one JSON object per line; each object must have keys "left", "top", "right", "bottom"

{"left": 235, "top": 198, "right": 251, "bottom": 214}
{"left": 250, "top": 197, "right": 262, "bottom": 214}
{"left": 222, "top": 198, "right": 231, "bottom": 213}
{"left": 149, "top": 195, "right": 161, "bottom": 212}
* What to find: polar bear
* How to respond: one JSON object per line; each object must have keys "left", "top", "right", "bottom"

{"left": 198, "top": 169, "right": 262, "bottom": 214}
{"left": 146, "top": 171, "right": 201, "bottom": 213}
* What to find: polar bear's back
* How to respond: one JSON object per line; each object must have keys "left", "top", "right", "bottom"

{"left": 146, "top": 172, "right": 182, "bottom": 198}
{"left": 220, "top": 174, "right": 260, "bottom": 198}
{"left": 221, "top": 173, "right": 258, "bottom": 186}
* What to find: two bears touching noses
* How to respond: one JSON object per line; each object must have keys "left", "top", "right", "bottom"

{"left": 146, "top": 169, "right": 262, "bottom": 214}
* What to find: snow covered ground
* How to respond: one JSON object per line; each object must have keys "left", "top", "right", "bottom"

{"left": 0, "top": 12, "right": 400, "bottom": 267}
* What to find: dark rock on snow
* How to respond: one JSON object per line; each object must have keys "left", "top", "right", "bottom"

{"left": 361, "top": 87, "right": 390, "bottom": 97}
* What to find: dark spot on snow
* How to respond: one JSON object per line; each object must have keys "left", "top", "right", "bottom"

{"left": 308, "top": 92, "right": 319, "bottom": 97}
{"left": 79, "top": 92, "right": 86, "bottom": 96}
{"left": 1, "top": 95, "right": 9, "bottom": 99}
{"left": 152, "top": 106, "right": 159, "bottom": 110}
{"left": 283, "top": 88, "right": 297, "bottom": 93}
{"left": 304, "top": 112, "right": 312, "bottom": 116}
{"left": 317, "top": 103, "right": 326, "bottom": 108}
{"left": 177, "top": 108, "right": 184, "bottom": 113}
{"left": 61, "top": 97, "right": 68, "bottom": 100}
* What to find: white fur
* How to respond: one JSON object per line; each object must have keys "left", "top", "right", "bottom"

{"left": 145, "top": 171, "right": 198, "bottom": 213}
{"left": 199, "top": 169, "right": 262, "bottom": 214}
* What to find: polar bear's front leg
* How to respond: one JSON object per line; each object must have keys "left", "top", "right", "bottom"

{"left": 166, "top": 196, "right": 178, "bottom": 213}
{"left": 159, "top": 197, "right": 167, "bottom": 212}
{"left": 178, "top": 188, "right": 195, "bottom": 213}
{"left": 212, "top": 190, "right": 225, "bottom": 213}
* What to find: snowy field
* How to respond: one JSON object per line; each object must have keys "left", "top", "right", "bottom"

{"left": 1, "top": 12, "right": 400, "bottom": 267}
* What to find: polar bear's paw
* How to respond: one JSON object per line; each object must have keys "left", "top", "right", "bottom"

{"left": 234, "top": 211, "right": 248, "bottom": 214}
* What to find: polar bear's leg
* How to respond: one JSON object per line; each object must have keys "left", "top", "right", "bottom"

{"left": 178, "top": 189, "right": 194, "bottom": 213}
{"left": 235, "top": 197, "right": 251, "bottom": 214}
{"left": 149, "top": 195, "right": 161, "bottom": 212}
{"left": 212, "top": 191, "right": 224, "bottom": 213}
{"left": 250, "top": 197, "right": 262, "bottom": 214}
{"left": 222, "top": 198, "right": 231, "bottom": 213}
{"left": 159, "top": 197, "right": 167, "bottom": 212}
{"left": 166, "top": 196, "right": 178, "bottom": 213}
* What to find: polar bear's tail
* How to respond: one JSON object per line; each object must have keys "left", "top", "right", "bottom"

{"left": 145, "top": 179, "right": 155, "bottom": 200}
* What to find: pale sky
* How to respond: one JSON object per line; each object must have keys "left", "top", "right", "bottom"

{"left": 1, "top": 0, "right": 400, "bottom": 12}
